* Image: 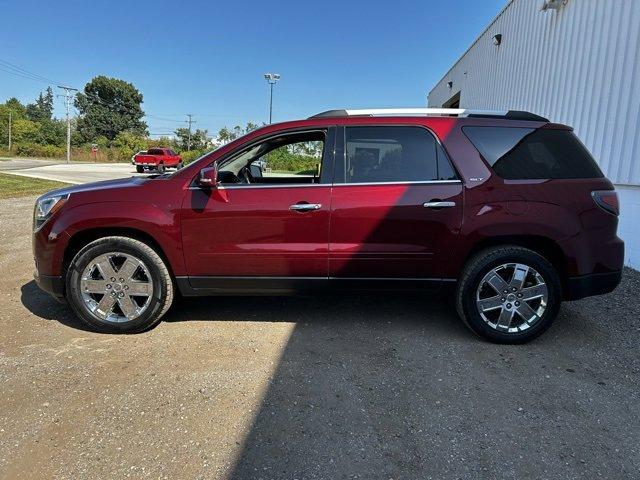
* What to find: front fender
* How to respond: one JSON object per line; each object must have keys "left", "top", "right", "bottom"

{"left": 43, "top": 201, "right": 185, "bottom": 276}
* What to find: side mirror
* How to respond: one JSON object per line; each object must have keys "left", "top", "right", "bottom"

{"left": 198, "top": 164, "right": 218, "bottom": 188}
{"left": 249, "top": 163, "right": 263, "bottom": 178}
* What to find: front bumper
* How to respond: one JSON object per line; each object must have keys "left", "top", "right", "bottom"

{"left": 565, "top": 270, "right": 622, "bottom": 301}
{"left": 34, "top": 270, "right": 65, "bottom": 302}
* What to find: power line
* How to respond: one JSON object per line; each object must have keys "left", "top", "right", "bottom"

{"left": 144, "top": 114, "right": 185, "bottom": 123}
{"left": 0, "top": 58, "right": 62, "bottom": 85}
{"left": 0, "top": 65, "right": 53, "bottom": 85}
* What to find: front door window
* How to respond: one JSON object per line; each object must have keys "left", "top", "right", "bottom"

{"left": 217, "top": 131, "right": 328, "bottom": 186}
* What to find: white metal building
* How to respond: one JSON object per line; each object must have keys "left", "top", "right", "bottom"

{"left": 428, "top": 0, "right": 640, "bottom": 269}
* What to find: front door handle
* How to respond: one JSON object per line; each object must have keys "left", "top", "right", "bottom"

{"left": 289, "top": 203, "right": 322, "bottom": 212}
{"left": 423, "top": 201, "right": 456, "bottom": 209}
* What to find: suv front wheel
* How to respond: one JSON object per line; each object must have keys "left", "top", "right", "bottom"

{"left": 456, "top": 246, "right": 561, "bottom": 344}
{"left": 65, "top": 236, "right": 174, "bottom": 333}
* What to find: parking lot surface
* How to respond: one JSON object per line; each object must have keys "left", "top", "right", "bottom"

{"left": 0, "top": 158, "right": 145, "bottom": 184}
{"left": 1, "top": 195, "right": 639, "bottom": 479}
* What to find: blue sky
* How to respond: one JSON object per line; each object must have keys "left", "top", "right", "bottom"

{"left": 1, "top": 0, "right": 505, "bottom": 136}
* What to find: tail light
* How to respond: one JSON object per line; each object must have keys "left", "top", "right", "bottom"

{"left": 591, "top": 190, "right": 619, "bottom": 216}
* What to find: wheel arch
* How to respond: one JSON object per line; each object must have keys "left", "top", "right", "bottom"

{"left": 462, "top": 235, "right": 568, "bottom": 294}
{"left": 63, "top": 227, "right": 176, "bottom": 282}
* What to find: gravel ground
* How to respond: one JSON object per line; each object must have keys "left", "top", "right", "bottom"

{"left": 0, "top": 195, "right": 639, "bottom": 479}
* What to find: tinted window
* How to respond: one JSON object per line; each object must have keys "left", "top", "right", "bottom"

{"left": 148, "top": 148, "right": 164, "bottom": 155}
{"left": 342, "top": 126, "right": 454, "bottom": 183}
{"left": 463, "top": 127, "right": 603, "bottom": 179}
{"left": 436, "top": 142, "right": 458, "bottom": 180}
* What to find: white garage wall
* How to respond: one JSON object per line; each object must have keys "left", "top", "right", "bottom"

{"left": 428, "top": 0, "right": 640, "bottom": 269}
{"left": 617, "top": 185, "right": 640, "bottom": 268}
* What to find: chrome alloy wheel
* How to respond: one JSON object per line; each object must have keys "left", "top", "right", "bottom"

{"left": 80, "top": 252, "right": 153, "bottom": 323}
{"left": 475, "top": 263, "right": 548, "bottom": 333}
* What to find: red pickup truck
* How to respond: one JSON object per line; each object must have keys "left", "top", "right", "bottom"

{"left": 133, "top": 148, "right": 182, "bottom": 173}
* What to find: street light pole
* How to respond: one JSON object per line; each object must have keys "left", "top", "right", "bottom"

{"left": 263, "top": 73, "right": 280, "bottom": 124}
{"left": 269, "top": 82, "right": 274, "bottom": 124}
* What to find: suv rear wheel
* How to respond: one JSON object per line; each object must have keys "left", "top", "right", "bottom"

{"left": 65, "top": 236, "right": 174, "bottom": 333}
{"left": 456, "top": 246, "right": 561, "bottom": 343}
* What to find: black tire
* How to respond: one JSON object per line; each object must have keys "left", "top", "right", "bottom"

{"left": 176, "top": 162, "right": 183, "bottom": 170}
{"left": 157, "top": 163, "right": 165, "bottom": 173}
{"left": 65, "top": 236, "right": 174, "bottom": 333}
{"left": 136, "top": 165, "right": 144, "bottom": 173}
{"left": 455, "top": 246, "right": 561, "bottom": 344}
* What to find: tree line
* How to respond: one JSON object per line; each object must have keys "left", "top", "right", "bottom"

{"left": 0, "top": 75, "right": 265, "bottom": 163}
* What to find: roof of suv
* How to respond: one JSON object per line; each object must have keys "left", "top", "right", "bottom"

{"left": 309, "top": 108, "right": 549, "bottom": 122}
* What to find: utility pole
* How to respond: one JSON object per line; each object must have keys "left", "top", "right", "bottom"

{"left": 57, "top": 85, "right": 78, "bottom": 164}
{"left": 263, "top": 73, "right": 281, "bottom": 124}
{"left": 7, "top": 111, "right": 11, "bottom": 151}
{"left": 185, "top": 114, "right": 195, "bottom": 151}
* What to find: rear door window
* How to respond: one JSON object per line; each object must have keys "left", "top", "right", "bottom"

{"left": 339, "top": 126, "right": 456, "bottom": 183}
{"left": 463, "top": 127, "right": 603, "bottom": 179}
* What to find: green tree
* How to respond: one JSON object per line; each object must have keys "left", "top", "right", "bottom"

{"left": 26, "top": 87, "right": 54, "bottom": 122}
{"left": 35, "top": 118, "right": 66, "bottom": 146}
{"left": 173, "top": 127, "right": 209, "bottom": 151}
{"left": 74, "top": 76, "right": 147, "bottom": 142}
{"left": 216, "top": 122, "right": 263, "bottom": 145}
{"left": 111, "top": 131, "right": 147, "bottom": 159}
{"left": 10, "top": 118, "right": 40, "bottom": 143}
{"left": 4, "top": 98, "right": 26, "bottom": 118}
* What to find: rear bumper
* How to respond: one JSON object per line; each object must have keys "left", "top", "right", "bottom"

{"left": 565, "top": 270, "right": 622, "bottom": 301}
{"left": 34, "top": 271, "right": 65, "bottom": 302}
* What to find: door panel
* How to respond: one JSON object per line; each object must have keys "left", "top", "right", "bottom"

{"left": 181, "top": 186, "right": 331, "bottom": 277}
{"left": 329, "top": 182, "right": 463, "bottom": 278}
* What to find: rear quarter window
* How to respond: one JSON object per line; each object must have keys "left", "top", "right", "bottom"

{"left": 463, "top": 127, "right": 603, "bottom": 179}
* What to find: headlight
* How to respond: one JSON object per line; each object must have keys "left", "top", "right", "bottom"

{"left": 33, "top": 194, "right": 69, "bottom": 231}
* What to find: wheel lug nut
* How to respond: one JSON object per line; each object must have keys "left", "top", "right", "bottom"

{"left": 111, "top": 292, "right": 116, "bottom": 297}
{"left": 501, "top": 297, "right": 506, "bottom": 302}
{"left": 503, "top": 290, "right": 508, "bottom": 294}
{"left": 118, "top": 292, "right": 124, "bottom": 298}
{"left": 517, "top": 293, "right": 522, "bottom": 298}
{"left": 515, "top": 301, "right": 520, "bottom": 306}
{"left": 506, "top": 303, "right": 512, "bottom": 308}
{"left": 512, "top": 287, "right": 517, "bottom": 292}
{"left": 119, "top": 278, "right": 124, "bottom": 283}
{"left": 111, "top": 277, "right": 116, "bottom": 282}
{"left": 124, "top": 285, "right": 129, "bottom": 290}
{"left": 106, "top": 284, "right": 112, "bottom": 289}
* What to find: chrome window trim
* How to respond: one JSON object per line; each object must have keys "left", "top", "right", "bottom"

{"left": 186, "top": 179, "right": 461, "bottom": 191}
{"left": 333, "top": 180, "right": 462, "bottom": 187}
{"left": 187, "top": 183, "right": 328, "bottom": 190}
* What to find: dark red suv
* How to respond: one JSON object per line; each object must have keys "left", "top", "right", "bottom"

{"left": 33, "top": 108, "right": 624, "bottom": 343}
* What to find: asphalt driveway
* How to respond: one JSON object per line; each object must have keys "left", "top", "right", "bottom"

{"left": 0, "top": 157, "right": 147, "bottom": 184}
{"left": 0, "top": 195, "right": 639, "bottom": 479}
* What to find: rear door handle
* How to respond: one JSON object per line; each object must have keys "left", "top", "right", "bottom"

{"left": 289, "top": 203, "right": 322, "bottom": 212}
{"left": 423, "top": 201, "right": 456, "bottom": 209}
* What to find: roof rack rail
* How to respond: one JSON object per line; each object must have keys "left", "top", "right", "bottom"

{"left": 309, "top": 108, "right": 549, "bottom": 122}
